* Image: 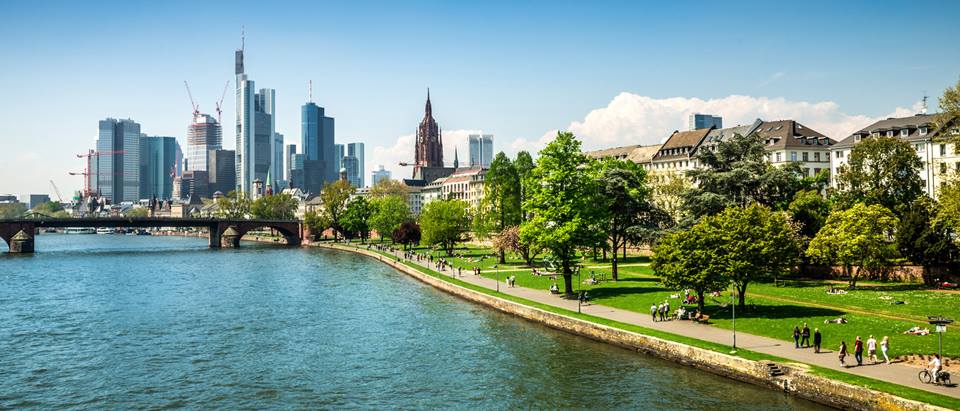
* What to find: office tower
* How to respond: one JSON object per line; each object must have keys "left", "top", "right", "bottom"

{"left": 95, "top": 118, "right": 141, "bottom": 203}
{"left": 272, "top": 132, "right": 285, "bottom": 189}
{"left": 346, "top": 142, "right": 365, "bottom": 187}
{"left": 139, "top": 135, "right": 180, "bottom": 199}
{"left": 468, "top": 134, "right": 493, "bottom": 168}
{"left": 28, "top": 194, "right": 51, "bottom": 209}
{"left": 334, "top": 143, "right": 344, "bottom": 172}
{"left": 235, "top": 35, "right": 276, "bottom": 195}
{"left": 177, "top": 170, "right": 209, "bottom": 200}
{"left": 301, "top": 101, "right": 336, "bottom": 190}
{"left": 290, "top": 153, "right": 305, "bottom": 190}
{"left": 186, "top": 114, "right": 221, "bottom": 173}
{"left": 689, "top": 113, "right": 722, "bottom": 130}
{"left": 415, "top": 89, "right": 443, "bottom": 168}
{"left": 285, "top": 144, "right": 296, "bottom": 182}
{"left": 342, "top": 156, "right": 359, "bottom": 188}
{"left": 371, "top": 165, "right": 391, "bottom": 186}
{"left": 208, "top": 149, "right": 236, "bottom": 195}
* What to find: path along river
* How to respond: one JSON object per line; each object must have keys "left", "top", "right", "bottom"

{"left": 0, "top": 235, "right": 830, "bottom": 409}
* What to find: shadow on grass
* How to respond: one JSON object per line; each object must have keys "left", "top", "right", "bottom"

{"left": 588, "top": 286, "right": 669, "bottom": 299}
{"left": 701, "top": 304, "right": 845, "bottom": 320}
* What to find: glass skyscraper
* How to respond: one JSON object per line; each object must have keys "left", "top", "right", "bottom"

{"left": 301, "top": 101, "right": 336, "bottom": 191}
{"left": 468, "top": 134, "right": 493, "bottom": 168}
{"left": 688, "top": 113, "right": 723, "bottom": 130}
{"left": 345, "top": 142, "right": 364, "bottom": 187}
{"left": 186, "top": 113, "right": 221, "bottom": 173}
{"left": 95, "top": 118, "right": 141, "bottom": 203}
{"left": 139, "top": 135, "right": 180, "bottom": 200}
{"left": 235, "top": 39, "right": 276, "bottom": 195}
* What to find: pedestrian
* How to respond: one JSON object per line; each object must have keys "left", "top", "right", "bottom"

{"left": 854, "top": 336, "right": 863, "bottom": 366}
{"left": 867, "top": 335, "right": 878, "bottom": 363}
{"left": 650, "top": 303, "right": 658, "bottom": 322}
{"left": 813, "top": 328, "right": 822, "bottom": 353}
{"left": 793, "top": 326, "right": 801, "bottom": 348}
{"left": 660, "top": 303, "right": 667, "bottom": 321}
{"left": 880, "top": 336, "right": 890, "bottom": 364}
{"left": 664, "top": 300, "right": 670, "bottom": 318}
{"left": 801, "top": 323, "right": 810, "bottom": 347}
{"left": 839, "top": 341, "right": 848, "bottom": 367}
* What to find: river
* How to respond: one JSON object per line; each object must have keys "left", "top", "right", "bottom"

{"left": 0, "top": 235, "right": 829, "bottom": 409}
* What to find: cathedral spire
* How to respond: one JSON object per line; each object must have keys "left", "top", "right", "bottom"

{"left": 453, "top": 147, "right": 459, "bottom": 169}
{"left": 425, "top": 88, "right": 432, "bottom": 116}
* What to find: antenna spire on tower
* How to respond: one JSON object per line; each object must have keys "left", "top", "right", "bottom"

{"left": 241, "top": 26, "right": 245, "bottom": 51}
{"left": 309, "top": 80, "right": 313, "bottom": 102}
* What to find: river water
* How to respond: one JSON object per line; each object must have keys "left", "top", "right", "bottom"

{"left": 0, "top": 235, "right": 829, "bottom": 409}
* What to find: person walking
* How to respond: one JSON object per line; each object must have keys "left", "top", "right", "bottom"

{"left": 867, "top": 335, "right": 878, "bottom": 363}
{"left": 650, "top": 303, "right": 658, "bottom": 322}
{"left": 880, "top": 336, "right": 890, "bottom": 364}
{"left": 813, "top": 328, "right": 822, "bottom": 353}
{"left": 793, "top": 326, "right": 801, "bottom": 348}
{"left": 658, "top": 303, "right": 665, "bottom": 321}
{"left": 801, "top": 323, "right": 811, "bottom": 348}
{"left": 664, "top": 300, "right": 671, "bottom": 318}
{"left": 839, "top": 341, "right": 848, "bottom": 367}
{"left": 854, "top": 336, "right": 864, "bottom": 366}
{"left": 661, "top": 303, "right": 668, "bottom": 321}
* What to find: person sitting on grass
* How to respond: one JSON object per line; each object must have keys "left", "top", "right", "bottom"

{"left": 549, "top": 283, "right": 559, "bottom": 294}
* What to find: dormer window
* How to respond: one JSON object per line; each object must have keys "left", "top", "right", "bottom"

{"left": 886, "top": 130, "right": 895, "bottom": 137}
{"left": 901, "top": 129, "right": 909, "bottom": 137}
{"left": 920, "top": 127, "right": 928, "bottom": 135}
{"left": 872, "top": 132, "right": 880, "bottom": 138}
{"left": 855, "top": 134, "right": 861, "bottom": 142}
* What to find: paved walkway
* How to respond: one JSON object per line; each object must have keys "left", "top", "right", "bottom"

{"left": 359, "top": 245, "right": 958, "bottom": 400}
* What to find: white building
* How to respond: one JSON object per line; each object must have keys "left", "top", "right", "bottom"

{"left": 420, "top": 167, "right": 487, "bottom": 210}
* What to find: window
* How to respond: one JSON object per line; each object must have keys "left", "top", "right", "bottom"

{"left": 872, "top": 132, "right": 880, "bottom": 138}
{"left": 803, "top": 168, "right": 810, "bottom": 176}
{"left": 855, "top": 134, "right": 861, "bottom": 142}
{"left": 790, "top": 152, "right": 797, "bottom": 162}
{"left": 920, "top": 127, "right": 928, "bottom": 135}
{"left": 941, "top": 163, "right": 947, "bottom": 174}
{"left": 941, "top": 144, "right": 947, "bottom": 156}
{"left": 916, "top": 144, "right": 926, "bottom": 153}
{"left": 886, "top": 130, "right": 895, "bottom": 137}
{"left": 814, "top": 168, "right": 821, "bottom": 175}
{"left": 802, "top": 152, "right": 809, "bottom": 162}
{"left": 835, "top": 151, "right": 843, "bottom": 158}
{"left": 901, "top": 129, "right": 909, "bottom": 137}
{"left": 776, "top": 152, "right": 782, "bottom": 162}
{"left": 814, "top": 152, "right": 821, "bottom": 162}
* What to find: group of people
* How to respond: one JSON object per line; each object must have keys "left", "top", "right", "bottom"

{"left": 650, "top": 300, "right": 671, "bottom": 322}
{"left": 792, "top": 323, "right": 824, "bottom": 353}
{"left": 835, "top": 335, "right": 892, "bottom": 368}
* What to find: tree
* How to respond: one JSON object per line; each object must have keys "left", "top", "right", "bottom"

{"left": 124, "top": 207, "right": 149, "bottom": 218}
{"left": 483, "top": 152, "right": 521, "bottom": 262}
{"left": 32, "top": 201, "right": 69, "bottom": 218}
{"left": 369, "top": 195, "right": 411, "bottom": 242}
{"left": 392, "top": 220, "right": 421, "bottom": 249}
{"left": 595, "top": 159, "right": 650, "bottom": 280}
{"left": 215, "top": 191, "right": 251, "bottom": 219}
{"left": 652, "top": 222, "right": 728, "bottom": 313}
{"left": 938, "top": 177, "right": 960, "bottom": 238}
{"left": 341, "top": 197, "right": 374, "bottom": 242}
{"left": 514, "top": 150, "right": 535, "bottom": 210}
{"left": 936, "top": 78, "right": 960, "bottom": 145}
{"left": 420, "top": 199, "right": 471, "bottom": 255}
{"left": 834, "top": 136, "right": 923, "bottom": 213}
{"left": 649, "top": 171, "right": 689, "bottom": 224}
{"left": 519, "top": 131, "right": 603, "bottom": 295}
{"left": 806, "top": 203, "right": 899, "bottom": 288}
{"left": 319, "top": 180, "right": 355, "bottom": 239}
{"left": 369, "top": 178, "right": 408, "bottom": 199}
{"left": 897, "top": 198, "right": 959, "bottom": 284}
{"left": 787, "top": 190, "right": 830, "bottom": 239}
{"left": 684, "top": 133, "right": 805, "bottom": 218}
{"left": 303, "top": 210, "right": 330, "bottom": 240}
{"left": 250, "top": 193, "right": 299, "bottom": 220}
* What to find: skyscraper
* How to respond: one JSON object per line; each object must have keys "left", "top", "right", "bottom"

{"left": 208, "top": 149, "right": 236, "bottom": 195}
{"left": 334, "top": 143, "right": 344, "bottom": 173}
{"left": 186, "top": 113, "right": 221, "bottom": 173}
{"left": 235, "top": 34, "right": 276, "bottom": 195}
{"left": 371, "top": 165, "right": 391, "bottom": 186}
{"left": 468, "top": 134, "right": 493, "bottom": 168}
{"left": 139, "top": 135, "right": 180, "bottom": 199}
{"left": 346, "top": 142, "right": 364, "bottom": 187}
{"left": 95, "top": 118, "right": 141, "bottom": 203}
{"left": 415, "top": 89, "right": 443, "bottom": 169}
{"left": 272, "top": 132, "right": 285, "bottom": 189}
{"left": 301, "top": 101, "right": 336, "bottom": 191}
{"left": 285, "top": 144, "right": 296, "bottom": 183}
{"left": 689, "top": 113, "right": 723, "bottom": 130}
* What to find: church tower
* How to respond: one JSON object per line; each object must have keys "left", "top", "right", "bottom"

{"left": 415, "top": 89, "right": 443, "bottom": 169}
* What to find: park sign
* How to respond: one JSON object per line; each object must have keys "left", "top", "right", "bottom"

{"left": 936, "top": 325, "right": 947, "bottom": 333}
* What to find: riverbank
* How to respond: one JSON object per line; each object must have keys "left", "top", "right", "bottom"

{"left": 316, "top": 242, "right": 957, "bottom": 411}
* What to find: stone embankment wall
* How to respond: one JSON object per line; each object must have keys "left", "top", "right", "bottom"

{"left": 322, "top": 244, "right": 949, "bottom": 411}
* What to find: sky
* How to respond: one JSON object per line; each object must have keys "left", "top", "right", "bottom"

{"left": 2, "top": 0, "right": 959, "bottom": 198}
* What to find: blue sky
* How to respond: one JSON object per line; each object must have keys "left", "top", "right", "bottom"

{"left": 2, "top": 0, "right": 959, "bottom": 197}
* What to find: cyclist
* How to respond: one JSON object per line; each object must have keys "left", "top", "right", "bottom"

{"left": 928, "top": 354, "right": 942, "bottom": 383}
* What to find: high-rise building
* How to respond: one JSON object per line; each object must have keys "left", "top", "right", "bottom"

{"left": 28, "top": 194, "right": 51, "bottom": 209}
{"left": 208, "top": 149, "right": 236, "bottom": 196}
{"left": 235, "top": 35, "right": 276, "bottom": 195}
{"left": 139, "top": 135, "right": 180, "bottom": 200}
{"left": 301, "top": 101, "right": 336, "bottom": 187}
{"left": 415, "top": 89, "right": 443, "bottom": 170}
{"left": 468, "top": 134, "right": 493, "bottom": 168}
{"left": 285, "top": 144, "right": 296, "bottom": 183}
{"left": 334, "top": 143, "right": 344, "bottom": 173}
{"left": 346, "top": 142, "right": 365, "bottom": 187}
{"left": 186, "top": 114, "right": 221, "bottom": 173}
{"left": 371, "top": 165, "right": 391, "bottom": 186}
{"left": 272, "top": 132, "right": 285, "bottom": 190}
{"left": 95, "top": 118, "right": 141, "bottom": 203}
{"left": 689, "top": 113, "right": 723, "bottom": 130}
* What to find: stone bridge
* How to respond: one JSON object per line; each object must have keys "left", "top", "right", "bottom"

{"left": 0, "top": 217, "right": 302, "bottom": 253}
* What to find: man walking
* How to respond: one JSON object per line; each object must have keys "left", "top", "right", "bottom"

{"left": 854, "top": 336, "right": 864, "bottom": 366}
{"left": 793, "top": 326, "right": 801, "bottom": 348}
{"left": 801, "top": 323, "right": 811, "bottom": 348}
{"left": 813, "top": 328, "right": 822, "bottom": 353}
{"left": 867, "top": 335, "right": 878, "bottom": 363}
{"left": 650, "top": 304, "right": 658, "bottom": 322}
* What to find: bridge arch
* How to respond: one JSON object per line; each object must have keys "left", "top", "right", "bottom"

{"left": 216, "top": 221, "right": 302, "bottom": 248}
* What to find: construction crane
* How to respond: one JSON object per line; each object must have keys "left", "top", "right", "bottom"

{"left": 49, "top": 180, "right": 64, "bottom": 203}
{"left": 215, "top": 80, "right": 229, "bottom": 124}
{"left": 184, "top": 80, "right": 200, "bottom": 117}
{"left": 73, "top": 150, "right": 126, "bottom": 197}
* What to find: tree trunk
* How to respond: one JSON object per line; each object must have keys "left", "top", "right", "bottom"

{"left": 849, "top": 265, "right": 859, "bottom": 289}
{"left": 562, "top": 261, "right": 574, "bottom": 296}
{"left": 623, "top": 245, "right": 627, "bottom": 259}
{"left": 611, "top": 241, "right": 619, "bottom": 281}
{"left": 592, "top": 247, "right": 597, "bottom": 259}
{"left": 697, "top": 290, "right": 705, "bottom": 313}
{"left": 498, "top": 248, "right": 506, "bottom": 264}
{"left": 737, "top": 283, "right": 748, "bottom": 309}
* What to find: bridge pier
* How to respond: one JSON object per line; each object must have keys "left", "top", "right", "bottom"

{"left": 220, "top": 227, "right": 241, "bottom": 248}
{"left": 1, "top": 221, "right": 36, "bottom": 253}
{"left": 9, "top": 230, "right": 34, "bottom": 253}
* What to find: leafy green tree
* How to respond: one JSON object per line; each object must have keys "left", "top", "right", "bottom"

{"left": 319, "top": 180, "right": 355, "bottom": 239}
{"left": 787, "top": 190, "right": 830, "bottom": 239}
{"left": 595, "top": 159, "right": 650, "bottom": 280}
{"left": 419, "top": 199, "right": 471, "bottom": 255}
{"left": 392, "top": 220, "right": 421, "bottom": 249}
{"left": 0, "top": 203, "right": 27, "bottom": 218}
{"left": 938, "top": 177, "right": 960, "bottom": 238}
{"left": 369, "top": 195, "right": 411, "bottom": 242}
{"left": 684, "top": 133, "right": 805, "bottom": 218}
{"left": 514, "top": 150, "right": 535, "bottom": 214}
{"left": 834, "top": 136, "right": 923, "bottom": 213}
{"left": 250, "top": 193, "right": 299, "bottom": 220}
{"left": 369, "top": 178, "right": 408, "bottom": 199}
{"left": 806, "top": 203, "right": 899, "bottom": 288}
{"left": 215, "top": 191, "right": 251, "bottom": 219}
{"left": 483, "top": 152, "right": 522, "bottom": 262}
{"left": 652, "top": 221, "right": 728, "bottom": 313}
{"left": 303, "top": 210, "right": 330, "bottom": 240}
{"left": 341, "top": 197, "right": 374, "bottom": 242}
{"left": 649, "top": 171, "right": 689, "bottom": 224}
{"left": 897, "top": 198, "right": 959, "bottom": 284}
{"left": 519, "top": 131, "right": 603, "bottom": 295}
{"left": 936, "top": 79, "right": 960, "bottom": 145}
{"left": 124, "top": 207, "right": 149, "bottom": 218}
{"left": 32, "top": 201, "right": 69, "bottom": 218}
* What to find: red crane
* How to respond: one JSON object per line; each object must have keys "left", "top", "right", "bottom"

{"left": 73, "top": 149, "right": 127, "bottom": 197}
{"left": 215, "top": 80, "right": 229, "bottom": 124}
{"left": 184, "top": 80, "right": 199, "bottom": 117}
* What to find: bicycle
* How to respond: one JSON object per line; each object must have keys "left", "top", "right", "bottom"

{"left": 918, "top": 369, "right": 952, "bottom": 385}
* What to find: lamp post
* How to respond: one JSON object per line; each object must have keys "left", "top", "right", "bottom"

{"left": 928, "top": 316, "right": 953, "bottom": 361}
{"left": 576, "top": 265, "right": 582, "bottom": 313}
{"left": 731, "top": 282, "right": 737, "bottom": 354}
{"left": 495, "top": 264, "right": 499, "bottom": 293}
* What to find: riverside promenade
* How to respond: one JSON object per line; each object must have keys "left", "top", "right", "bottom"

{"left": 332, "top": 243, "right": 957, "bottom": 401}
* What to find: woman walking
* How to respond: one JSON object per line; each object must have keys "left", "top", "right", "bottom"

{"left": 880, "top": 336, "right": 890, "bottom": 364}
{"left": 793, "top": 326, "right": 801, "bottom": 348}
{"left": 854, "top": 336, "right": 864, "bottom": 366}
{"left": 813, "top": 328, "right": 822, "bottom": 353}
{"left": 839, "top": 341, "right": 848, "bottom": 367}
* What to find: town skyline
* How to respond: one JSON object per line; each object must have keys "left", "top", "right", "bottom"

{"left": 3, "top": 0, "right": 960, "bottom": 197}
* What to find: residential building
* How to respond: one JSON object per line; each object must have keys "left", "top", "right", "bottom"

{"left": 208, "top": 149, "right": 236, "bottom": 196}
{"left": 400, "top": 179, "right": 426, "bottom": 216}
{"left": 186, "top": 113, "right": 221, "bottom": 173}
{"left": 28, "top": 194, "right": 51, "bottom": 209}
{"left": 831, "top": 113, "right": 958, "bottom": 198}
{"left": 651, "top": 127, "right": 712, "bottom": 172}
{"left": 689, "top": 113, "right": 722, "bottom": 131}
{"left": 301, "top": 101, "right": 336, "bottom": 187}
{"left": 95, "top": 118, "right": 141, "bottom": 203}
{"left": 420, "top": 167, "right": 487, "bottom": 209}
{"left": 139, "top": 135, "right": 180, "bottom": 199}
{"left": 584, "top": 144, "right": 661, "bottom": 171}
{"left": 756, "top": 120, "right": 835, "bottom": 177}
{"left": 371, "top": 165, "right": 391, "bottom": 185}
{"left": 235, "top": 36, "right": 276, "bottom": 195}
{"left": 468, "top": 134, "right": 494, "bottom": 168}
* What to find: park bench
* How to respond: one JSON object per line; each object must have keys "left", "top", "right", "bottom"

{"left": 693, "top": 314, "right": 710, "bottom": 324}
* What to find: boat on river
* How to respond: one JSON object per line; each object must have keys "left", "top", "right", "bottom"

{"left": 64, "top": 227, "right": 96, "bottom": 234}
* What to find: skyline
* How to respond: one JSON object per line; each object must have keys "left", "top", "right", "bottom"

{"left": 3, "top": 0, "right": 960, "bottom": 197}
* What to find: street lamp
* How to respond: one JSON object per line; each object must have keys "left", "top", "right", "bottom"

{"left": 928, "top": 316, "right": 953, "bottom": 360}
{"left": 731, "top": 282, "right": 737, "bottom": 354}
{"left": 494, "top": 264, "right": 499, "bottom": 292}
{"left": 576, "top": 265, "right": 582, "bottom": 313}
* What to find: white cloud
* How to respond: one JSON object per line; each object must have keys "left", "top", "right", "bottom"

{"left": 373, "top": 93, "right": 921, "bottom": 181}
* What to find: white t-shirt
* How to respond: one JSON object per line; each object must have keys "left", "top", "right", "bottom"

{"left": 930, "top": 357, "right": 942, "bottom": 369}
{"left": 867, "top": 338, "right": 877, "bottom": 351}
